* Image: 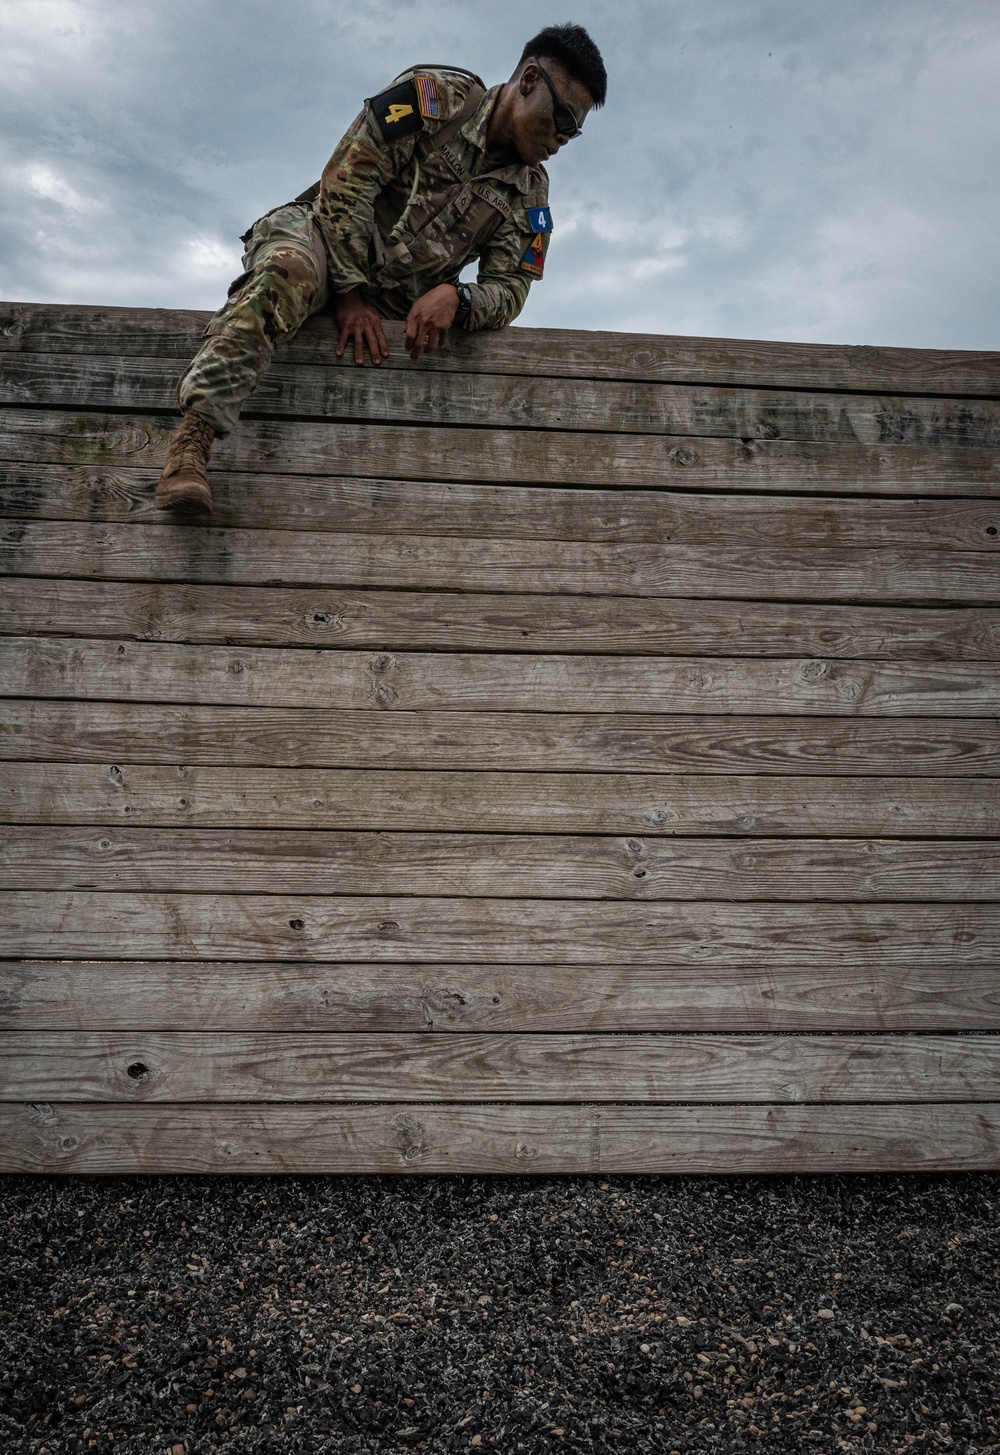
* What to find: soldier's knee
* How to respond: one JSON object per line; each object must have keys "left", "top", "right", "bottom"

{"left": 244, "top": 248, "right": 322, "bottom": 342}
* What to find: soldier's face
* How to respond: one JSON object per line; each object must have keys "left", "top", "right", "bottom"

{"left": 512, "top": 61, "right": 594, "bottom": 167}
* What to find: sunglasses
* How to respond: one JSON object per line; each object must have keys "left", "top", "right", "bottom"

{"left": 530, "top": 58, "right": 584, "bottom": 141}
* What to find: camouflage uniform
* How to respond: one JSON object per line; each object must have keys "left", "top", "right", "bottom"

{"left": 178, "top": 65, "right": 552, "bottom": 437}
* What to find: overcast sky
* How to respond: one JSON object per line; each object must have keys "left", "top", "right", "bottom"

{"left": 2, "top": 0, "right": 998, "bottom": 347}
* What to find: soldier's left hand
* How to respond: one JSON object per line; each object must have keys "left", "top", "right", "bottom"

{"left": 404, "top": 284, "right": 460, "bottom": 360}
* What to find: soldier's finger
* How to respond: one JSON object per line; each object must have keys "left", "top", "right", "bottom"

{"left": 376, "top": 319, "right": 390, "bottom": 357}
{"left": 364, "top": 324, "right": 382, "bottom": 365}
{"left": 336, "top": 321, "right": 351, "bottom": 359}
{"left": 353, "top": 325, "right": 365, "bottom": 366}
{"left": 408, "top": 320, "right": 426, "bottom": 360}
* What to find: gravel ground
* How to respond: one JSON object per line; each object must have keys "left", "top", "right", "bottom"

{"left": 1, "top": 1172, "right": 998, "bottom": 1454}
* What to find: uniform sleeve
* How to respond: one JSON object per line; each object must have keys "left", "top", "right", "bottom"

{"left": 465, "top": 208, "right": 552, "bottom": 332}
{"left": 314, "top": 110, "right": 404, "bottom": 293}
{"left": 315, "top": 76, "right": 472, "bottom": 294}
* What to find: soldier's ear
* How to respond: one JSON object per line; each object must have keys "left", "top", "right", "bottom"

{"left": 518, "top": 61, "right": 541, "bottom": 97}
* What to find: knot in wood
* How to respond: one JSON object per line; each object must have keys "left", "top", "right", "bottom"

{"left": 667, "top": 447, "right": 698, "bottom": 466}
{"left": 392, "top": 1113, "right": 429, "bottom": 1162}
{"left": 371, "top": 653, "right": 395, "bottom": 672}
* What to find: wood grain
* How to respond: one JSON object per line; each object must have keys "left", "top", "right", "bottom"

{"left": 5, "top": 892, "right": 998, "bottom": 965}
{"left": 3, "top": 409, "right": 1000, "bottom": 498}
{"left": 6, "top": 959, "right": 999, "bottom": 1032}
{"left": 6, "top": 578, "right": 997, "bottom": 660}
{"left": 5, "top": 763, "right": 995, "bottom": 836}
{"left": 5, "top": 826, "right": 998, "bottom": 901}
{"left": 4, "top": 1030, "right": 1000, "bottom": 1103}
{"left": 7, "top": 519, "right": 999, "bottom": 603}
{"left": 7, "top": 700, "right": 998, "bottom": 775}
{"left": 7, "top": 461, "right": 1000, "bottom": 550}
{"left": 4, "top": 303, "right": 1000, "bottom": 395}
{"left": 6, "top": 1101, "right": 1000, "bottom": 1173}
{"left": 5, "top": 637, "right": 997, "bottom": 715}
{"left": 6, "top": 349, "right": 1000, "bottom": 446}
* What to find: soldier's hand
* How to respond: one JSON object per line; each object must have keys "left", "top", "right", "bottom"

{"left": 405, "top": 285, "right": 460, "bottom": 361}
{"left": 333, "top": 288, "right": 389, "bottom": 366}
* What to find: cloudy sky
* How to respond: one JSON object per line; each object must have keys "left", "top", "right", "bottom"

{"left": 2, "top": 0, "right": 998, "bottom": 347}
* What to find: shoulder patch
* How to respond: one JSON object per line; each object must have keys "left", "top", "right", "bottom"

{"left": 521, "top": 234, "right": 545, "bottom": 277}
{"left": 370, "top": 79, "right": 424, "bottom": 142}
{"left": 414, "top": 74, "right": 440, "bottom": 119}
{"left": 527, "top": 206, "right": 553, "bottom": 233}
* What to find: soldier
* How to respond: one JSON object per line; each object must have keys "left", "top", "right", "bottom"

{"left": 156, "top": 23, "right": 607, "bottom": 513}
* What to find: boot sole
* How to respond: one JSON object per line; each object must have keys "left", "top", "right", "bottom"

{"left": 155, "top": 480, "right": 213, "bottom": 514}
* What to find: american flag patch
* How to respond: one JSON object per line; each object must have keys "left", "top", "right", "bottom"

{"left": 415, "top": 75, "right": 440, "bottom": 119}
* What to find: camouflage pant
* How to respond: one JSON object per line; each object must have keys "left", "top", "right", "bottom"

{"left": 177, "top": 203, "right": 330, "bottom": 437}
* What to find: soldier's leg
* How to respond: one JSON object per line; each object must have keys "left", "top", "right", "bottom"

{"left": 157, "top": 204, "right": 328, "bottom": 512}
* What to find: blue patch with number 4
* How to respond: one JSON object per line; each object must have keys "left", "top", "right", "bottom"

{"left": 527, "top": 206, "right": 553, "bottom": 232}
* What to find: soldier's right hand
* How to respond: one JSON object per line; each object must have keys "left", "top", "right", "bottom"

{"left": 333, "top": 288, "right": 390, "bottom": 365}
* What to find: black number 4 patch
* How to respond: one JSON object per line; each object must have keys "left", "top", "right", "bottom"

{"left": 370, "top": 80, "right": 424, "bottom": 142}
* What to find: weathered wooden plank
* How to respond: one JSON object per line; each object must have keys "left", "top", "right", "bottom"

{"left": 6, "top": 350, "right": 1000, "bottom": 447}
{"left": 7, "top": 519, "right": 999, "bottom": 604}
{"left": 6, "top": 700, "right": 997, "bottom": 776}
{"left": 7, "top": 461, "right": 1000, "bottom": 551}
{"left": 6, "top": 764, "right": 993, "bottom": 836}
{"left": 3, "top": 409, "right": 999, "bottom": 498}
{"left": 5, "top": 636, "right": 996, "bottom": 716}
{"left": 7, "top": 1099, "right": 1000, "bottom": 1181}
{"left": 4, "top": 303, "right": 1000, "bottom": 396}
{"left": 3, "top": 1030, "right": 999, "bottom": 1103}
{"left": 7, "top": 959, "right": 998, "bottom": 1032}
{"left": 6, "top": 1101, "right": 1000, "bottom": 1174}
{"left": 5, "top": 892, "right": 998, "bottom": 965}
{"left": 6, "top": 827, "right": 997, "bottom": 901}
{"left": 5, "top": 578, "right": 997, "bottom": 661}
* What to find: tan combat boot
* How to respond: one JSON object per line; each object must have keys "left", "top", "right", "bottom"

{"left": 155, "top": 411, "right": 215, "bottom": 513}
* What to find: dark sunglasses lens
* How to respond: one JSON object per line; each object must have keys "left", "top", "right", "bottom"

{"left": 556, "top": 106, "right": 580, "bottom": 137}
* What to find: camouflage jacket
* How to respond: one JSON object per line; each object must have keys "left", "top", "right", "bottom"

{"left": 312, "top": 65, "right": 552, "bottom": 330}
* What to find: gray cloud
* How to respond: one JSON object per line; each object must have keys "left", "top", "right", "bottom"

{"left": 1, "top": 0, "right": 997, "bottom": 346}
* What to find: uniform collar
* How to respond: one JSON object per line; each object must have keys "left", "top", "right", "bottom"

{"left": 461, "top": 82, "right": 538, "bottom": 194}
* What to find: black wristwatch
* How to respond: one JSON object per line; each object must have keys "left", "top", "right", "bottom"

{"left": 452, "top": 281, "right": 473, "bottom": 328}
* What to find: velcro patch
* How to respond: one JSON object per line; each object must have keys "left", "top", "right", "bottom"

{"left": 439, "top": 141, "right": 467, "bottom": 179}
{"left": 370, "top": 79, "right": 424, "bottom": 142}
{"left": 414, "top": 74, "right": 440, "bottom": 119}
{"left": 470, "top": 182, "right": 513, "bottom": 221}
{"left": 521, "top": 233, "right": 545, "bottom": 276}
{"left": 527, "top": 206, "right": 553, "bottom": 233}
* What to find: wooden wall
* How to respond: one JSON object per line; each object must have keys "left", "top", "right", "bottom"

{"left": 1, "top": 302, "right": 999, "bottom": 1173}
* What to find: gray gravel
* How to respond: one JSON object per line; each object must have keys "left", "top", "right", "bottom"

{"left": 2, "top": 1173, "right": 998, "bottom": 1453}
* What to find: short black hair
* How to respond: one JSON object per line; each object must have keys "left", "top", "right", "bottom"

{"left": 519, "top": 23, "right": 607, "bottom": 107}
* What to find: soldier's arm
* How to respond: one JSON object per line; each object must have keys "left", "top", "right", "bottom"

{"left": 464, "top": 212, "right": 553, "bottom": 331}
{"left": 315, "top": 74, "right": 475, "bottom": 293}
{"left": 315, "top": 109, "right": 414, "bottom": 293}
